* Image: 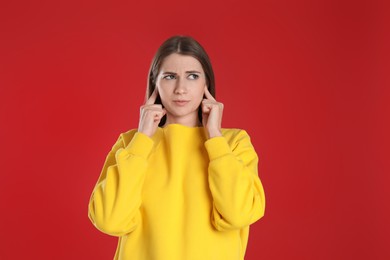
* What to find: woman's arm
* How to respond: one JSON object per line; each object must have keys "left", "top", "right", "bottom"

{"left": 88, "top": 131, "right": 154, "bottom": 236}
{"left": 205, "top": 129, "right": 265, "bottom": 231}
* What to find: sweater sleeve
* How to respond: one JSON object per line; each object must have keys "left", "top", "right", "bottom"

{"left": 88, "top": 131, "right": 154, "bottom": 236}
{"left": 204, "top": 130, "right": 265, "bottom": 231}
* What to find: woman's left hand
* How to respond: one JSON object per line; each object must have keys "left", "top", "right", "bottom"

{"left": 202, "top": 86, "right": 223, "bottom": 139}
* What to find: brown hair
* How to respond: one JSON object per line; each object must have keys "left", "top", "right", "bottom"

{"left": 146, "top": 35, "right": 216, "bottom": 126}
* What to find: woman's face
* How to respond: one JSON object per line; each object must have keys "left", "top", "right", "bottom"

{"left": 156, "top": 53, "right": 206, "bottom": 127}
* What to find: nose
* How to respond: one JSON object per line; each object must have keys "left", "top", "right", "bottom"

{"left": 174, "top": 78, "right": 187, "bottom": 94}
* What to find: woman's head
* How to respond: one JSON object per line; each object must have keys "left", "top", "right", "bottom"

{"left": 147, "top": 35, "right": 215, "bottom": 127}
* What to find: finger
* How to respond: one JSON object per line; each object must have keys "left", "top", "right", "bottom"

{"left": 150, "top": 107, "right": 165, "bottom": 116}
{"left": 141, "top": 103, "right": 162, "bottom": 109}
{"left": 202, "top": 99, "right": 215, "bottom": 106}
{"left": 153, "top": 110, "right": 166, "bottom": 122}
{"left": 202, "top": 100, "right": 218, "bottom": 109}
{"left": 202, "top": 103, "right": 212, "bottom": 113}
{"left": 143, "top": 104, "right": 163, "bottom": 111}
{"left": 204, "top": 86, "right": 216, "bottom": 101}
{"left": 202, "top": 100, "right": 224, "bottom": 117}
{"left": 145, "top": 87, "right": 158, "bottom": 105}
{"left": 157, "top": 108, "right": 166, "bottom": 118}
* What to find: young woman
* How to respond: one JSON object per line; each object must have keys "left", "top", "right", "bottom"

{"left": 88, "top": 35, "right": 265, "bottom": 260}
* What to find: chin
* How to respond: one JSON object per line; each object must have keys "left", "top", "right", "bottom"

{"left": 168, "top": 110, "right": 197, "bottom": 118}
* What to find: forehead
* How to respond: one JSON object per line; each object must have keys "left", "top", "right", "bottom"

{"left": 160, "top": 53, "right": 203, "bottom": 73}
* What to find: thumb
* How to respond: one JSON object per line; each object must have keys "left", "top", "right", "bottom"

{"left": 202, "top": 111, "right": 208, "bottom": 126}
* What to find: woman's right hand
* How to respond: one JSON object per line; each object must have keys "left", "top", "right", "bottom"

{"left": 138, "top": 88, "right": 166, "bottom": 137}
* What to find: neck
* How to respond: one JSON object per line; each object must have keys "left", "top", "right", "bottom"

{"left": 164, "top": 115, "right": 202, "bottom": 127}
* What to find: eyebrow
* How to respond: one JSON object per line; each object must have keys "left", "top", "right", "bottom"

{"left": 162, "top": 70, "right": 202, "bottom": 75}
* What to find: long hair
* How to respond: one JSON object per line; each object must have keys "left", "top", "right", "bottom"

{"left": 146, "top": 35, "right": 216, "bottom": 126}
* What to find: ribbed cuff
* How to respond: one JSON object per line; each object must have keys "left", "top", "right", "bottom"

{"left": 124, "top": 132, "right": 154, "bottom": 159}
{"left": 204, "top": 136, "right": 232, "bottom": 161}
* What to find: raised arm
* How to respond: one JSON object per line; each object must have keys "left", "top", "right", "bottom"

{"left": 205, "top": 130, "right": 265, "bottom": 231}
{"left": 88, "top": 131, "right": 154, "bottom": 236}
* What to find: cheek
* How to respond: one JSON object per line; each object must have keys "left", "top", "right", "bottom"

{"left": 192, "top": 91, "right": 205, "bottom": 109}
{"left": 195, "top": 84, "right": 205, "bottom": 101}
{"left": 156, "top": 82, "right": 174, "bottom": 107}
{"left": 156, "top": 81, "right": 167, "bottom": 97}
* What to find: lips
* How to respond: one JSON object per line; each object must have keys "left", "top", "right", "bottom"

{"left": 173, "top": 100, "right": 189, "bottom": 106}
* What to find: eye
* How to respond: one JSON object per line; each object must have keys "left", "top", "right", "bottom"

{"left": 188, "top": 74, "right": 199, "bottom": 80}
{"left": 163, "top": 74, "right": 175, "bottom": 80}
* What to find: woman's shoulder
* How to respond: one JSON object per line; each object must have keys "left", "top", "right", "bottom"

{"left": 221, "top": 128, "right": 253, "bottom": 143}
{"left": 114, "top": 128, "right": 138, "bottom": 147}
{"left": 219, "top": 128, "right": 257, "bottom": 155}
{"left": 221, "top": 127, "right": 250, "bottom": 136}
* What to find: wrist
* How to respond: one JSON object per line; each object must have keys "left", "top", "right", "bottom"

{"left": 207, "top": 128, "right": 222, "bottom": 139}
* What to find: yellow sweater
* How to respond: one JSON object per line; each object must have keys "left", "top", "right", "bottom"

{"left": 88, "top": 124, "right": 265, "bottom": 260}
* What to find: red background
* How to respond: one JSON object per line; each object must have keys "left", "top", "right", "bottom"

{"left": 1, "top": 0, "right": 389, "bottom": 259}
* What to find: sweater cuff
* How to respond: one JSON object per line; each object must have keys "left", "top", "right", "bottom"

{"left": 204, "top": 136, "right": 232, "bottom": 161}
{"left": 124, "top": 132, "right": 154, "bottom": 159}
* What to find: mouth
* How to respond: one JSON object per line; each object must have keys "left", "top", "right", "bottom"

{"left": 173, "top": 100, "right": 190, "bottom": 106}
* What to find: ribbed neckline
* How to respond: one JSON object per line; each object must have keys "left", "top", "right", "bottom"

{"left": 156, "top": 124, "right": 207, "bottom": 141}
{"left": 159, "top": 123, "right": 204, "bottom": 131}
